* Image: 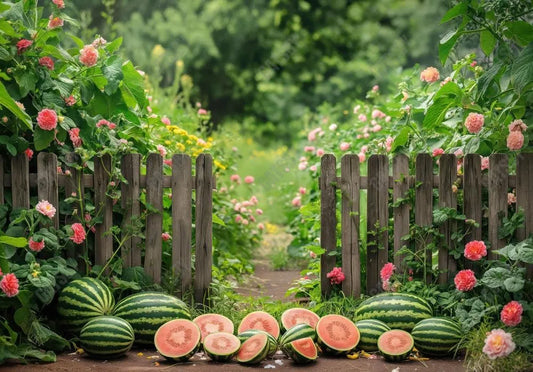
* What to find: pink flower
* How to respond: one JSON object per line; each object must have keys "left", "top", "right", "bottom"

{"left": 84, "top": 213, "right": 91, "bottom": 222}
{"left": 15, "top": 101, "right": 25, "bottom": 111}
{"left": 420, "top": 67, "right": 440, "bottom": 83}
{"left": 340, "top": 142, "right": 351, "bottom": 151}
{"left": 483, "top": 329, "right": 516, "bottom": 359}
{"left": 291, "top": 196, "right": 301, "bottom": 207}
{"left": 29, "top": 237, "right": 45, "bottom": 252}
{"left": 16, "top": 39, "right": 32, "bottom": 54}
{"left": 250, "top": 196, "right": 258, "bottom": 204}
{"left": 304, "top": 146, "right": 315, "bottom": 153}
{"left": 69, "top": 128, "right": 82, "bottom": 148}
{"left": 64, "top": 95, "right": 76, "bottom": 106}
{"left": 316, "top": 148, "right": 325, "bottom": 157}
{"left": 309, "top": 251, "right": 317, "bottom": 259}
{"left": 470, "top": 61, "right": 477, "bottom": 67}
{"left": 500, "top": 301, "right": 523, "bottom": 327}
{"left": 256, "top": 208, "right": 263, "bottom": 215}
{"left": 358, "top": 152, "right": 366, "bottom": 163}
{"left": 244, "top": 176, "right": 254, "bottom": 184}
{"left": 454, "top": 269, "right": 476, "bottom": 292}
{"left": 507, "top": 131, "right": 524, "bottom": 151}
{"left": 432, "top": 148, "right": 444, "bottom": 157}
{"left": 235, "top": 215, "right": 243, "bottom": 223}
{"left": 464, "top": 113, "right": 484, "bottom": 134}
{"left": 380, "top": 263, "right": 396, "bottom": 282}
{"left": 385, "top": 137, "right": 393, "bottom": 152}
{"left": 454, "top": 148, "right": 464, "bottom": 158}
{"left": 37, "top": 109, "right": 58, "bottom": 131}
{"left": 299, "top": 187, "right": 306, "bottom": 195}
{"left": 481, "top": 156, "right": 489, "bottom": 171}
{"left": 164, "top": 159, "right": 172, "bottom": 167}
{"left": 96, "top": 119, "right": 110, "bottom": 128}
{"left": 161, "top": 232, "right": 171, "bottom": 241}
{"left": 79, "top": 45, "right": 98, "bottom": 67}
{"left": 197, "top": 108, "right": 208, "bottom": 115}
{"left": 372, "top": 125, "right": 382, "bottom": 133}
{"left": 372, "top": 109, "right": 386, "bottom": 119}
{"left": 107, "top": 122, "right": 116, "bottom": 130}
{"left": 48, "top": 15, "right": 64, "bottom": 29}
{"left": 309, "top": 165, "right": 317, "bottom": 172}
{"left": 508, "top": 192, "right": 517, "bottom": 205}
{"left": 258, "top": 223, "right": 265, "bottom": 230}
{"left": 464, "top": 240, "right": 487, "bottom": 261}
{"left": 358, "top": 114, "right": 367, "bottom": 122}
{"left": 508, "top": 119, "right": 527, "bottom": 133}
{"left": 91, "top": 37, "right": 107, "bottom": 48}
{"left": 162, "top": 117, "right": 171, "bottom": 126}
{"left": 298, "top": 162, "right": 307, "bottom": 171}
{"left": 326, "top": 267, "right": 345, "bottom": 285}
{"left": 242, "top": 219, "right": 249, "bottom": 225}
{"left": 70, "top": 223, "right": 86, "bottom": 244}
{"left": 372, "top": 85, "right": 379, "bottom": 92}
{"left": 382, "top": 279, "right": 391, "bottom": 291}
{"left": 52, "top": 0, "right": 65, "bottom": 8}
{"left": 36, "top": 200, "right": 56, "bottom": 218}
{"left": 156, "top": 145, "right": 167, "bottom": 157}
{"left": 0, "top": 273, "right": 19, "bottom": 297}
{"left": 230, "top": 174, "right": 240, "bottom": 183}
{"left": 39, "top": 56, "right": 54, "bottom": 70}
{"left": 24, "top": 148, "right": 33, "bottom": 160}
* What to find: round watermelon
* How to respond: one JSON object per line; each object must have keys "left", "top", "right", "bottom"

{"left": 80, "top": 316, "right": 134, "bottom": 359}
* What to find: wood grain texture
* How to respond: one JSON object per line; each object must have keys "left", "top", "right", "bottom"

{"left": 94, "top": 154, "right": 113, "bottom": 266}
{"left": 320, "top": 154, "right": 337, "bottom": 298}
{"left": 37, "top": 153, "right": 59, "bottom": 229}
{"left": 463, "top": 154, "right": 482, "bottom": 241}
{"left": 64, "top": 153, "right": 85, "bottom": 272}
{"left": 393, "top": 154, "right": 410, "bottom": 273}
{"left": 415, "top": 154, "right": 433, "bottom": 284}
{"left": 488, "top": 154, "right": 508, "bottom": 260}
{"left": 0, "top": 156, "right": 4, "bottom": 204}
{"left": 11, "top": 154, "right": 30, "bottom": 209}
{"left": 121, "top": 154, "right": 142, "bottom": 267}
{"left": 438, "top": 154, "right": 457, "bottom": 284}
{"left": 145, "top": 153, "right": 163, "bottom": 283}
{"left": 516, "top": 153, "right": 533, "bottom": 279}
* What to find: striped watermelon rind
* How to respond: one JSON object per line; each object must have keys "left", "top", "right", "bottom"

{"left": 203, "top": 332, "right": 241, "bottom": 362}
{"left": 411, "top": 317, "right": 462, "bottom": 356}
{"left": 355, "top": 319, "right": 391, "bottom": 352}
{"left": 355, "top": 292, "right": 433, "bottom": 331}
{"left": 237, "top": 333, "right": 270, "bottom": 364}
{"left": 279, "top": 323, "right": 316, "bottom": 345}
{"left": 155, "top": 319, "right": 201, "bottom": 362}
{"left": 57, "top": 277, "right": 115, "bottom": 333}
{"left": 80, "top": 316, "right": 134, "bottom": 358}
{"left": 281, "top": 337, "right": 318, "bottom": 364}
{"left": 316, "top": 315, "right": 360, "bottom": 356}
{"left": 237, "top": 330, "right": 278, "bottom": 358}
{"left": 378, "top": 329, "right": 414, "bottom": 362}
{"left": 112, "top": 291, "right": 191, "bottom": 345}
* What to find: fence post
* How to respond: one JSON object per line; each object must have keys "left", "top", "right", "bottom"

{"left": 172, "top": 154, "right": 193, "bottom": 297}
{"left": 145, "top": 153, "right": 163, "bottom": 283}
{"left": 463, "top": 154, "right": 482, "bottom": 242}
{"left": 415, "top": 154, "right": 433, "bottom": 284}
{"left": 320, "top": 154, "right": 337, "bottom": 298}
{"left": 11, "top": 154, "right": 30, "bottom": 209}
{"left": 488, "top": 154, "right": 508, "bottom": 260}
{"left": 194, "top": 154, "right": 213, "bottom": 306}
{"left": 340, "top": 154, "right": 360, "bottom": 298}
{"left": 438, "top": 154, "right": 457, "bottom": 284}
{"left": 393, "top": 154, "right": 410, "bottom": 273}
{"left": 37, "top": 153, "right": 59, "bottom": 229}
{"left": 516, "top": 153, "right": 533, "bottom": 279}
{"left": 121, "top": 154, "right": 142, "bottom": 267}
{"left": 94, "top": 154, "right": 113, "bottom": 266}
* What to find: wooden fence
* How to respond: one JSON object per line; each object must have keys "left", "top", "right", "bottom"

{"left": 320, "top": 153, "right": 533, "bottom": 298}
{"left": 1, "top": 152, "right": 214, "bottom": 304}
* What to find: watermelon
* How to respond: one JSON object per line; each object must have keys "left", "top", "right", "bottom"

{"left": 79, "top": 316, "right": 134, "bottom": 359}
{"left": 411, "top": 317, "right": 462, "bottom": 356}
{"left": 57, "top": 277, "right": 115, "bottom": 333}
{"left": 154, "top": 319, "right": 201, "bottom": 362}
{"left": 378, "top": 329, "right": 414, "bottom": 362}
{"left": 236, "top": 332, "right": 270, "bottom": 364}
{"left": 355, "top": 319, "right": 391, "bottom": 352}
{"left": 279, "top": 323, "right": 316, "bottom": 345}
{"left": 281, "top": 337, "right": 318, "bottom": 364}
{"left": 112, "top": 291, "right": 191, "bottom": 345}
{"left": 237, "top": 330, "right": 278, "bottom": 358}
{"left": 280, "top": 308, "right": 320, "bottom": 331}
{"left": 237, "top": 311, "right": 280, "bottom": 340}
{"left": 316, "top": 314, "right": 360, "bottom": 356}
{"left": 193, "top": 313, "right": 234, "bottom": 342}
{"left": 203, "top": 332, "right": 241, "bottom": 362}
{"left": 354, "top": 292, "right": 433, "bottom": 331}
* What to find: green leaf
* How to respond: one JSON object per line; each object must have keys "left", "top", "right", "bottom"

{"left": 481, "top": 267, "right": 511, "bottom": 288}
{"left": 480, "top": 30, "right": 496, "bottom": 56}
{"left": 34, "top": 285, "right": 55, "bottom": 305}
{"left": 0, "top": 46, "right": 10, "bottom": 60}
{"left": 212, "top": 213, "right": 226, "bottom": 226}
{"left": 423, "top": 97, "right": 455, "bottom": 129}
{"left": 28, "top": 321, "right": 70, "bottom": 351}
{"left": 434, "top": 81, "right": 463, "bottom": 100}
{"left": 441, "top": 2, "right": 467, "bottom": 23}
{"left": 476, "top": 62, "right": 504, "bottom": 100}
{"left": 0, "top": 81, "right": 32, "bottom": 130}
{"left": 14, "top": 306, "right": 34, "bottom": 334}
{"left": 439, "top": 30, "right": 461, "bottom": 65}
{"left": 121, "top": 61, "right": 148, "bottom": 109}
{"left": 504, "top": 276, "right": 524, "bottom": 292}
{"left": 102, "top": 55, "right": 124, "bottom": 94}
{"left": 391, "top": 126, "right": 410, "bottom": 152}
{"left": 33, "top": 127, "right": 55, "bottom": 151}
{"left": 67, "top": 33, "right": 84, "bottom": 49}
{"left": 464, "top": 136, "right": 480, "bottom": 154}
{"left": 14, "top": 70, "right": 37, "bottom": 96}
{"left": 0, "top": 236, "right": 27, "bottom": 247}
{"left": 511, "top": 42, "right": 533, "bottom": 93}
{"left": 105, "top": 37, "right": 123, "bottom": 54}
{"left": 505, "top": 21, "right": 533, "bottom": 46}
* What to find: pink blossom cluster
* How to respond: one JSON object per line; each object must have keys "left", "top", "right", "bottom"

{"left": 0, "top": 272, "right": 19, "bottom": 297}
{"left": 326, "top": 267, "right": 345, "bottom": 285}
{"left": 420, "top": 67, "right": 440, "bottom": 83}
{"left": 483, "top": 329, "right": 515, "bottom": 359}
{"left": 231, "top": 195, "right": 263, "bottom": 229}
{"left": 96, "top": 119, "right": 116, "bottom": 129}
{"left": 506, "top": 119, "right": 527, "bottom": 151}
{"left": 307, "top": 127, "right": 324, "bottom": 142}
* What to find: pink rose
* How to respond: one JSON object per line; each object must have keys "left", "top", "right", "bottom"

{"left": 420, "top": 67, "right": 440, "bottom": 83}
{"left": 464, "top": 113, "right": 484, "bottom": 134}
{"left": 79, "top": 45, "right": 98, "bottom": 67}
{"left": 483, "top": 329, "right": 515, "bottom": 359}
{"left": 380, "top": 262, "right": 396, "bottom": 282}
{"left": 340, "top": 142, "right": 351, "bottom": 151}
{"left": 29, "top": 237, "right": 45, "bottom": 252}
{"left": 36, "top": 200, "right": 56, "bottom": 218}
{"left": 70, "top": 223, "right": 86, "bottom": 244}
{"left": 37, "top": 109, "right": 58, "bottom": 131}
{"left": 464, "top": 240, "right": 487, "bottom": 261}
{"left": 500, "top": 301, "right": 523, "bottom": 327}
{"left": 0, "top": 273, "right": 19, "bottom": 297}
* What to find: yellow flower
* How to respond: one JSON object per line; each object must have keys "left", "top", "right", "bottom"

{"left": 151, "top": 45, "right": 165, "bottom": 58}
{"left": 176, "top": 143, "right": 185, "bottom": 152}
{"left": 214, "top": 160, "right": 226, "bottom": 170}
{"left": 164, "top": 140, "right": 171, "bottom": 146}
{"left": 31, "top": 270, "right": 39, "bottom": 278}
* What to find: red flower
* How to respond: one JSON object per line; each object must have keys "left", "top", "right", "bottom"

{"left": 464, "top": 240, "right": 487, "bottom": 261}
{"left": 52, "top": 0, "right": 65, "bottom": 9}
{"left": 380, "top": 262, "right": 396, "bottom": 282}
{"left": 326, "top": 267, "right": 345, "bottom": 285}
{"left": 454, "top": 269, "right": 476, "bottom": 292}
{"left": 432, "top": 148, "right": 444, "bottom": 157}
{"left": 500, "top": 301, "right": 523, "bottom": 327}
{"left": 37, "top": 109, "right": 58, "bottom": 131}
{"left": 65, "top": 95, "right": 76, "bottom": 106}
{"left": 24, "top": 148, "right": 33, "bottom": 160}
{"left": 29, "top": 237, "right": 45, "bottom": 252}
{"left": 161, "top": 232, "right": 171, "bottom": 241}
{"left": 70, "top": 223, "right": 86, "bottom": 244}
{"left": 68, "top": 128, "right": 82, "bottom": 147}
{"left": 16, "top": 39, "right": 32, "bottom": 54}
{"left": 79, "top": 45, "right": 98, "bottom": 67}
{"left": 0, "top": 273, "right": 19, "bottom": 297}
{"left": 48, "top": 16, "right": 64, "bottom": 29}
{"left": 39, "top": 56, "right": 54, "bottom": 70}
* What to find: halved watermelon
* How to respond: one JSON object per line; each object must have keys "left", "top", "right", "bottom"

{"left": 236, "top": 332, "right": 270, "bottom": 364}
{"left": 378, "top": 329, "right": 414, "bottom": 362}
{"left": 280, "top": 308, "right": 320, "bottom": 331}
{"left": 237, "top": 311, "right": 280, "bottom": 340}
{"left": 193, "top": 313, "right": 234, "bottom": 342}
{"left": 316, "top": 314, "right": 360, "bottom": 356}
{"left": 237, "top": 330, "right": 278, "bottom": 358}
{"left": 281, "top": 337, "right": 318, "bottom": 364}
{"left": 279, "top": 323, "right": 316, "bottom": 345}
{"left": 203, "top": 332, "right": 241, "bottom": 362}
{"left": 154, "top": 319, "right": 201, "bottom": 362}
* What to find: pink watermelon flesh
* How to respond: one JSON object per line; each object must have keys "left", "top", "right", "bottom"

{"left": 291, "top": 337, "right": 317, "bottom": 359}
{"left": 281, "top": 308, "right": 320, "bottom": 330}
{"left": 238, "top": 311, "right": 280, "bottom": 339}
{"left": 154, "top": 319, "right": 200, "bottom": 358}
{"left": 378, "top": 330, "right": 413, "bottom": 355}
{"left": 236, "top": 333, "right": 268, "bottom": 362}
{"left": 203, "top": 332, "right": 240, "bottom": 356}
{"left": 316, "top": 314, "right": 360, "bottom": 351}
{"left": 193, "top": 313, "right": 234, "bottom": 341}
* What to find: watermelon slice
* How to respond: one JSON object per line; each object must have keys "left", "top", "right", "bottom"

{"left": 238, "top": 311, "right": 280, "bottom": 340}
{"left": 316, "top": 314, "right": 360, "bottom": 355}
{"left": 193, "top": 313, "right": 234, "bottom": 342}
{"left": 203, "top": 332, "right": 241, "bottom": 362}
{"left": 154, "top": 319, "right": 201, "bottom": 362}
{"left": 378, "top": 329, "right": 414, "bottom": 362}
{"left": 236, "top": 332, "right": 270, "bottom": 364}
{"left": 281, "top": 308, "right": 320, "bottom": 331}
{"left": 281, "top": 337, "right": 318, "bottom": 364}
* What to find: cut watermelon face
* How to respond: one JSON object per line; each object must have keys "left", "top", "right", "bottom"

{"left": 193, "top": 313, "right": 234, "bottom": 342}
{"left": 378, "top": 329, "right": 414, "bottom": 362}
{"left": 238, "top": 311, "right": 280, "bottom": 340}
{"left": 281, "top": 308, "right": 320, "bottom": 331}
{"left": 285, "top": 337, "right": 317, "bottom": 363}
{"left": 203, "top": 332, "right": 241, "bottom": 362}
{"left": 316, "top": 314, "right": 360, "bottom": 355}
{"left": 154, "top": 319, "right": 201, "bottom": 362}
{"left": 236, "top": 332, "right": 269, "bottom": 364}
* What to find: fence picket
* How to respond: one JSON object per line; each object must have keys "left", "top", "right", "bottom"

{"left": 488, "top": 154, "right": 508, "bottom": 260}
{"left": 415, "top": 154, "right": 433, "bottom": 284}
{"left": 94, "top": 154, "right": 113, "bottom": 266}
{"left": 393, "top": 154, "right": 410, "bottom": 273}
{"left": 11, "top": 154, "right": 30, "bottom": 209}
{"left": 64, "top": 153, "right": 85, "bottom": 271}
{"left": 516, "top": 153, "right": 533, "bottom": 279}
{"left": 463, "top": 154, "right": 482, "bottom": 241}
{"left": 121, "top": 154, "right": 142, "bottom": 267}
{"left": 145, "top": 153, "right": 163, "bottom": 283}
{"left": 341, "top": 155, "right": 361, "bottom": 298}
{"left": 438, "top": 154, "right": 457, "bottom": 284}
{"left": 320, "top": 154, "right": 337, "bottom": 298}
{"left": 37, "top": 153, "right": 59, "bottom": 229}
{"left": 0, "top": 157, "right": 4, "bottom": 204}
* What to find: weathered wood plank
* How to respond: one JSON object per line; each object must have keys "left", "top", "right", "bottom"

{"left": 340, "top": 155, "right": 360, "bottom": 298}
{"left": 11, "top": 154, "right": 30, "bottom": 209}
{"left": 121, "top": 154, "right": 142, "bottom": 267}
{"left": 516, "top": 153, "right": 533, "bottom": 279}
{"left": 0, "top": 156, "right": 4, "bottom": 204}
{"left": 94, "top": 154, "right": 113, "bottom": 266}
{"left": 488, "top": 154, "right": 508, "bottom": 260}
{"left": 415, "top": 154, "right": 433, "bottom": 284}
{"left": 438, "top": 154, "right": 458, "bottom": 284}
{"left": 194, "top": 154, "right": 213, "bottom": 305}
{"left": 320, "top": 154, "right": 337, "bottom": 298}
{"left": 393, "top": 154, "right": 410, "bottom": 273}
{"left": 145, "top": 153, "right": 164, "bottom": 283}
{"left": 367, "top": 155, "right": 389, "bottom": 294}
{"left": 37, "top": 153, "right": 59, "bottom": 228}
{"left": 463, "top": 154, "right": 482, "bottom": 241}
{"left": 172, "top": 154, "right": 193, "bottom": 297}
{"left": 64, "top": 153, "right": 85, "bottom": 272}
